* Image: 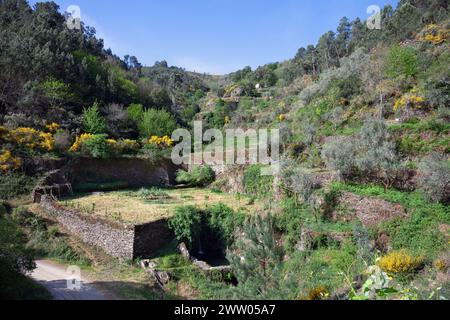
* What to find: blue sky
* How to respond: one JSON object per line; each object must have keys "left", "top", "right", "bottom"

{"left": 30, "top": 0, "right": 398, "bottom": 74}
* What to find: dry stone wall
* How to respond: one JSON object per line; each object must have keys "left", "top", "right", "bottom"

{"left": 40, "top": 196, "right": 173, "bottom": 260}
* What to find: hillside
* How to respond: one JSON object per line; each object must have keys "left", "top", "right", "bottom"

{"left": 0, "top": 0, "right": 449, "bottom": 301}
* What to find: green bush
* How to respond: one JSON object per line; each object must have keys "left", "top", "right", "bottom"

{"left": 387, "top": 45, "right": 419, "bottom": 79}
{"left": 208, "top": 203, "right": 245, "bottom": 248}
{"left": 126, "top": 103, "right": 144, "bottom": 123}
{"left": 80, "top": 134, "right": 111, "bottom": 158}
{"left": 168, "top": 206, "right": 203, "bottom": 247}
{"left": 82, "top": 102, "right": 108, "bottom": 134}
{"left": 138, "top": 108, "right": 177, "bottom": 138}
{"left": 0, "top": 216, "right": 41, "bottom": 300}
{"left": 176, "top": 165, "right": 216, "bottom": 187}
{"left": 0, "top": 173, "right": 38, "bottom": 200}
{"left": 243, "top": 165, "right": 273, "bottom": 197}
{"left": 136, "top": 187, "right": 170, "bottom": 199}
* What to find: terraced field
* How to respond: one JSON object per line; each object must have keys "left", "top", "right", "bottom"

{"left": 59, "top": 187, "right": 259, "bottom": 224}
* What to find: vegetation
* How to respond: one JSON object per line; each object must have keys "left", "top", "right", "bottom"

{"left": 176, "top": 166, "right": 216, "bottom": 187}
{"left": 0, "top": 0, "right": 449, "bottom": 301}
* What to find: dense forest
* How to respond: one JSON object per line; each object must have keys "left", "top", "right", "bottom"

{"left": 1, "top": 0, "right": 449, "bottom": 301}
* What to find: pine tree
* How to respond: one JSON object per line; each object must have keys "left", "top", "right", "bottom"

{"left": 225, "top": 214, "right": 289, "bottom": 299}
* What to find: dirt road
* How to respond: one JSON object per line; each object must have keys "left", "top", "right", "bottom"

{"left": 31, "top": 260, "right": 107, "bottom": 300}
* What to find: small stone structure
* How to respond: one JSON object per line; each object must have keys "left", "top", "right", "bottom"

{"left": 40, "top": 196, "right": 173, "bottom": 260}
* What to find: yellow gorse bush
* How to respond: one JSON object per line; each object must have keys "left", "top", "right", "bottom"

{"left": 393, "top": 91, "right": 426, "bottom": 112}
{"left": 378, "top": 250, "right": 424, "bottom": 275}
{"left": 7, "top": 127, "right": 55, "bottom": 152}
{"left": 39, "top": 132, "right": 55, "bottom": 152}
{"left": 148, "top": 135, "right": 174, "bottom": 148}
{"left": 0, "top": 150, "right": 22, "bottom": 172}
{"left": 45, "top": 122, "right": 60, "bottom": 133}
{"left": 418, "top": 24, "right": 449, "bottom": 45}
{"left": 70, "top": 133, "right": 95, "bottom": 152}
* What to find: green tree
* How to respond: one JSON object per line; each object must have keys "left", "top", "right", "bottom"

{"left": 224, "top": 214, "right": 289, "bottom": 299}
{"left": 82, "top": 102, "right": 108, "bottom": 134}
{"left": 138, "top": 108, "right": 177, "bottom": 137}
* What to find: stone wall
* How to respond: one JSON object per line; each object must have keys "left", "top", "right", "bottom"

{"left": 68, "top": 157, "right": 179, "bottom": 188}
{"left": 40, "top": 196, "right": 173, "bottom": 260}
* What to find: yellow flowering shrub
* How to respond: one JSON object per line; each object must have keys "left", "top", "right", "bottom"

{"left": 418, "top": 24, "right": 448, "bottom": 45}
{"left": 0, "top": 126, "right": 9, "bottom": 141}
{"left": 378, "top": 250, "right": 424, "bottom": 275}
{"left": 39, "top": 132, "right": 55, "bottom": 152}
{"left": 278, "top": 114, "right": 286, "bottom": 122}
{"left": 433, "top": 259, "right": 447, "bottom": 272}
{"left": 45, "top": 123, "right": 60, "bottom": 133}
{"left": 8, "top": 127, "right": 55, "bottom": 152}
{"left": 224, "top": 116, "right": 231, "bottom": 125}
{"left": 69, "top": 133, "right": 95, "bottom": 152}
{"left": 0, "top": 150, "right": 22, "bottom": 172}
{"left": 147, "top": 135, "right": 174, "bottom": 148}
{"left": 393, "top": 91, "right": 426, "bottom": 112}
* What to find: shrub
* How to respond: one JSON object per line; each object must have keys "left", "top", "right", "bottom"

{"left": 69, "top": 133, "right": 95, "bottom": 153}
{"left": 126, "top": 103, "right": 144, "bottom": 123}
{"left": 356, "top": 118, "right": 398, "bottom": 176}
{"left": 321, "top": 136, "right": 357, "bottom": 179}
{"left": 7, "top": 127, "right": 55, "bottom": 153}
{"left": 80, "top": 134, "right": 111, "bottom": 158}
{"left": 424, "top": 72, "right": 450, "bottom": 109}
{"left": 0, "top": 216, "right": 36, "bottom": 298}
{"left": 82, "top": 102, "right": 107, "bottom": 134}
{"left": 168, "top": 206, "right": 203, "bottom": 247}
{"left": 417, "top": 152, "right": 450, "bottom": 204}
{"left": 176, "top": 166, "right": 215, "bottom": 187}
{"left": 243, "top": 165, "right": 273, "bottom": 197}
{"left": 378, "top": 250, "right": 424, "bottom": 275}
{"left": 386, "top": 46, "right": 419, "bottom": 79}
{"left": 279, "top": 159, "right": 317, "bottom": 204}
{"left": 0, "top": 150, "right": 22, "bottom": 173}
{"left": 322, "top": 118, "right": 399, "bottom": 188}
{"left": 138, "top": 108, "right": 177, "bottom": 138}
{"left": 208, "top": 204, "right": 245, "bottom": 248}
{"left": 146, "top": 135, "right": 174, "bottom": 149}
{"left": 0, "top": 173, "right": 38, "bottom": 200}
{"left": 136, "top": 187, "right": 169, "bottom": 200}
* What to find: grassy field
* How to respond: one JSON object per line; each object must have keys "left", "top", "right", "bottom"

{"left": 59, "top": 187, "right": 259, "bottom": 224}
